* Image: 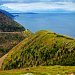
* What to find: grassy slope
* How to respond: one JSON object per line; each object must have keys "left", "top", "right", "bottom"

{"left": 0, "top": 30, "right": 32, "bottom": 57}
{"left": 0, "top": 66, "right": 75, "bottom": 75}
{"left": 2, "top": 30, "right": 75, "bottom": 70}
{"left": 0, "top": 54, "right": 7, "bottom": 69}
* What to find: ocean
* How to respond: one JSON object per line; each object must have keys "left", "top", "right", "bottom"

{"left": 13, "top": 13, "right": 75, "bottom": 38}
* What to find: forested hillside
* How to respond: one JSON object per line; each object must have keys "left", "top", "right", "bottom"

{"left": 0, "top": 10, "right": 32, "bottom": 57}
{"left": 0, "top": 10, "right": 25, "bottom": 32}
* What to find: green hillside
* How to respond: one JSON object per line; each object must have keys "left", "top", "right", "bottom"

{"left": 0, "top": 11, "right": 25, "bottom": 32}
{"left": 0, "top": 30, "right": 32, "bottom": 58}
{"left": 0, "top": 11, "right": 32, "bottom": 57}
{"left": 2, "top": 30, "right": 75, "bottom": 70}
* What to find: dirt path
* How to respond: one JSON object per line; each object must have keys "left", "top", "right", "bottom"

{"left": 0, "top": 54, "right": 8, "bottom": 69}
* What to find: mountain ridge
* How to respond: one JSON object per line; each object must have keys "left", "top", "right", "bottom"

{"left": 0, "top": 10, "right": 25, "bottom": 32}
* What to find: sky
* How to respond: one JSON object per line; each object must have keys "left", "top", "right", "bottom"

{"left": 0, "top": 0, "right": 75, "bottom": 3}
{"left": 0, "top": 2, "right": 75, "bottom": 13}
{"left": 0, "top": 0, "right": 75, "bottom": 13}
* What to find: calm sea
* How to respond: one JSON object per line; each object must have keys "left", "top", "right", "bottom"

{"left": 13, "top": 13, "right": 75, "bottom": 38}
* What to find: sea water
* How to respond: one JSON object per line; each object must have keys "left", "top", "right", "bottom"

{"left": 14, "top": 13, "right": 75, "bottom": 38}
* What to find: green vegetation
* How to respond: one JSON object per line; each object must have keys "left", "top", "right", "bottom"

{"left": 0, "top": 10, "right": 75, "bottom": 74}
{"left": 0, "top": 11, "right": 25, "bottom": 32}
{"left": 0, "top": 66, "right": 75, "bottom": 75}
{"left": 0, "top": 11, "right": 32, "bottom": 57}
{"left": 0, "top": 30, "right": 32, "bottom": 57}
{"left": 2, "top": 30, "right": 75, "bottom": 70}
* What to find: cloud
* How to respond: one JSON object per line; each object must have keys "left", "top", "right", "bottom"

{"left": 0, "top": 2, "right": 75, "bottom": 13}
